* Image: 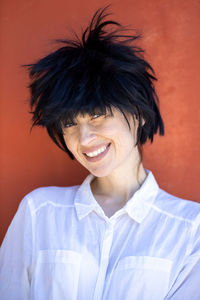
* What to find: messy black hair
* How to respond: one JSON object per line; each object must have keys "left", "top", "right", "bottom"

{"left": 23, "top": 5, "right": 164, "bottom": 160}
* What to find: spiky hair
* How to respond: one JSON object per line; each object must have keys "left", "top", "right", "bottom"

{"left": 23, "top": 5, "right": 164, "bottom": 159}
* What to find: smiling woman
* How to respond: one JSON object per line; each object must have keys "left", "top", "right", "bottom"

{"left": 62, "top": 107, "right": 142, "bottom": 180}
{"left": 0, "top": 5, "right": 200, "bottom": 300}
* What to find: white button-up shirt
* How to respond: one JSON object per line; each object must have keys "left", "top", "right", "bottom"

{"left": 0, "top": 169, "right": 200, "bottom": 300}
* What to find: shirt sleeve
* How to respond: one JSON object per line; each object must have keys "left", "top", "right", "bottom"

{"left": 164, "top": 215, "right": 200, "bottom": 300}
{"left": 0, "top": 196, "right": 33, "bottom": 300}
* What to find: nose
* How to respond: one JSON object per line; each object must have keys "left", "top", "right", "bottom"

{"left": 79, "top": 124, "right": 96, "bottom": 146}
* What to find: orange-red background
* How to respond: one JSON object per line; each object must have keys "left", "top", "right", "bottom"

{"left": 1, "top": 0, "right": 200, "bottom": 244}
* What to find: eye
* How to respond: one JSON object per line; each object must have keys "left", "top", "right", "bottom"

{"left": 63, "top": 121, "right": 77, "bottom": 128}
{"left": 65, "top": 123, "right": 73, "bottom": 128}
{"left": 91, "top": 113, "right": 104, "bottom": 119}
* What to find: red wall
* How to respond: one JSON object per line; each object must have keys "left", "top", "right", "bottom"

{"left": 1, "top": 0, "right": 200, "bottom": 244}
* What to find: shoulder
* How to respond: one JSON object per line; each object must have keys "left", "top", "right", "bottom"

{"left": 153, "top": 188, "right": 200, "bottom": 224}
{"left": 22, "top": 184, "right": 80, "bottom": 213}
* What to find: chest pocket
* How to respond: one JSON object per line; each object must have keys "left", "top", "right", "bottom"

{"left": 104, "top": 256, "right": 173, "bottom": 300}
{"left": 31, "top": 250, "right": 82, "bottom": 300}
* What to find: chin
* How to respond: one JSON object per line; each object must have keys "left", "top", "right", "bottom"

{"left": 87, "top": 166, "right": 113, "bottom": 178}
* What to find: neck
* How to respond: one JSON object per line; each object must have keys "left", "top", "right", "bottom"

{"left": 91, "top": 162, "right": 147, "bottom": 205}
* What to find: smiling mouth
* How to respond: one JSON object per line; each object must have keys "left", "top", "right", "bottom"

{"left": 83, "top": 143, "right": 111, "bottom": 159}
{"left": 84, "top": 144, "right": 108, "bottom": 157}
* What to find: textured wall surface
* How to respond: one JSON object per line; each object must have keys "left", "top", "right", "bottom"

{"left": 0, "top": 0, "right": 200, "bottom": 243}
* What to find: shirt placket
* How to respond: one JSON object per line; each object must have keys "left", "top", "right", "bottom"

{"left": 93, "top": 219, "right": 115, "bottom": 300}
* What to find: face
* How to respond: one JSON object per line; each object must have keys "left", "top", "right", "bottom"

{"left": 62, "top": 107, "right": 141, "bottom": 177}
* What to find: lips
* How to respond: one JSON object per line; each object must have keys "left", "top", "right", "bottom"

{"left": 83, "top": 143, "right": 111, "bottom": 162}
{"left": 83, "top": 143, "right": 110, "bottom": 155}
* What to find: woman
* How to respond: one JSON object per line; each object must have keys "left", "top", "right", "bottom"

{"left": 0, "top": 6, "right": 200, "bottom": 300}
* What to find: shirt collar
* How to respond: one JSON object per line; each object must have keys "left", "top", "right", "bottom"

{"left": 74, "top": 168, "right": 159, "bottom": 223}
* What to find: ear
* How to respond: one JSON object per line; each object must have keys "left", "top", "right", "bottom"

{"left": 141, "top": 118, "right": 145, "bottom": 126}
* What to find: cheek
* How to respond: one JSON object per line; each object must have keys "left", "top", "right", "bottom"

{"left": 64, "top": 134, "right": 84, "bottom": 164}
{"left": 63, "top": 134, "right": 75, "bottom": 153}
{"left": 117, "top": 130, "right": 136, "bottom": 153}
{"left": 104, "top": 123, "right": 131, "bottom": 145}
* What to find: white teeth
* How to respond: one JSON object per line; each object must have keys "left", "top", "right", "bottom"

{"left": 86, "top": 145, "right": 107, "bottom": 157}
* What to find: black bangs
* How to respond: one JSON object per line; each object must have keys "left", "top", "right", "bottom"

{"left": 23, "top": 5, "right": 164, "bottom": 159}
{"left": 59, "top": 105, "right": 112, "bottom": 129}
